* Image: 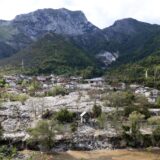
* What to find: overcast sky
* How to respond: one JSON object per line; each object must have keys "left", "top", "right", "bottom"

{"left": 0, "top": 0, "right": 160, "bottom": 28}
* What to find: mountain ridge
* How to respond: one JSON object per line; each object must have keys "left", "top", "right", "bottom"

{"left": 0, "top": 8, "right": 160, "bottom": 76}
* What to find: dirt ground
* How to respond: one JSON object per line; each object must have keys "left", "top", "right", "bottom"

{"left": 23, "top": 149, "right": 160, "bottom": 160}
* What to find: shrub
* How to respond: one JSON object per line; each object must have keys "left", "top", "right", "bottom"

{"left": 18, "top": 94, "right": 29, "bottom": 104}
{"left": 70, "top": 123, "right": 77, "bottom": 132}
{"left": 122, "top": 112, "right": 145, "bottom": 147}
{"left": 148, "top": 116, "right": 160, "bottom": 125}
{"left": 92, "top": 104, "right": 102, "bottom": 118}
{"left": 56, "top": 108, "right": 76, "bottom": 123}
{"left": 0, "top": 123, "right": 3, "bottom": 140}
{"left": 124, "top": 105, "right": 151, "bottom": 119}
{"left": 1, "top": 93, "right": 28, "bottom": 103}
{"left": 97, "top": 113, "right": 106, "bottom": 129}
{"left": 124, "top": 106, "right": 138, "bottom": 117}
{"left": 28, "top": 79, "right": 41, "bottom": 96}
{"left": 122, "top": 125, "right": 130, "bottom": 132}
{"left": 47, "top": 85, "right": 67, "bottom": 96}
{"left": 152, "top": 126, "right": 160, "bottom": 146}
{"left": 0, "top": 79, "right": 6, "bottom": 87}
{"left": 41, "top": 109, "right": 52, "bottom": 119}
{"left": 0, "top": 145, "right": 17, "bottom": 159}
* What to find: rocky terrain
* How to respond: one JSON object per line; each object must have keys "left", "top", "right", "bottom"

{"left": 0, "top": 91, "right": 115, "bottom": 143}
{"left": 0, "top": 88, "right": 123, "bottom": 155}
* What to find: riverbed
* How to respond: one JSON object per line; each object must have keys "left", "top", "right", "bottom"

{"left": 21, "top": 149, "right": 160, "bottom": 160}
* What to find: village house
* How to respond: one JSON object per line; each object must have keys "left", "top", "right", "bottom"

{"left": 70, "top": 76, "right": 82, "bottom": 83}
{"left": 111, "top": 82, "right": 126, "bottom": 90}
{"left": 65, "top": 82, "right": 77, "bottom": 91}
{"left": 149, "top": 109, "right": 160, "bottom": 116}
{"left": 135, "top": 87, "right": 159, "bottom": 103}
{"left": 80, "top": 111, "right": 91, "bottom": 123}
{"left": 37, "top": 76, "right": 47, "bottom": 82}
{"left": 135, "top": 87, "right": 148, "bottom": 94}
{"left": 42, "top": 83, "right": 50, "bottom": 89}
{"left": 104, "top": 84, "right": 113, "bottom": 90}
{"left": 56, "top": 76, "right": 70, "bottom": 85}
{"left": 129, "top": 84, "right": 141, "bottom": 90}
{"left": 148, "top": 89, "right": 159, "bottom": 103}
{"left": 77, "top": 83, "right": 92, "bottom": 90}
{"left": 85, "top": 77, "right": 104, "bottom": 86}
{"left": 50, "top": 76, "right": 57, "bottom": 84}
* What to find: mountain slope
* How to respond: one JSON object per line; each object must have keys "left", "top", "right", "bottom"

{"left": 0, "top": 8, "right": 100, "bottom": 59}
{"left": 107, "top": 30, "right": 160, "bottom": 86}
{"left": 102, "top": 18, "right": 160, "bottom": 66}
{"left": 0, "top": 33, "right": 97, "bottom": 75}
{"left": 0, "top": 9, "right": 160, "bottom": 75}
{"left": 103, "top": 18, "right": 156, "bottom": 42}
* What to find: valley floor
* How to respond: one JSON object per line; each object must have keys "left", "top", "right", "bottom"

{"left": 21, "top": 149, "right": 160, "bottom": 160}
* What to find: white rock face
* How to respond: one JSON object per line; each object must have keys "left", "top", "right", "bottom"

{"left": 96, "top": 51, "right": 119, "bottom": 66}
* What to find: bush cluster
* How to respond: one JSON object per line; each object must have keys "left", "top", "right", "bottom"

{"left": 47, "top": 85, "right": 67, "bottom": 97}
{"left": 1, "top": 93, "right": 28, "bottom": 104}
{"left": 55, "top": 108, "right": 76, "bottom": 123}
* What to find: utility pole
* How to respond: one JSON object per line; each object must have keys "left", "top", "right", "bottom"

{"left": 154, "top": 67, "right": 157, "bottom": 88}
{"left": 145, "top": 69, "right": 148, "bottom": 79}
{"left": 21, "top": 59, "right": 24, "bottom": 70}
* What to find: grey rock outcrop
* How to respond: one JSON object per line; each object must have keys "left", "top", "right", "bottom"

{"left": 12, "top": 8, "right": 98, "bottom": 38}
{"left": 0, "top": 8, "right": 100, "bottom": 59}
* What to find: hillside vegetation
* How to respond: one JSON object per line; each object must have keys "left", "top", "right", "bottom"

{"left": 107, "top": 31, "right": 160, "bottom": 88}
{"left": 0, "top": 33, "right": 101, "bottom": 76}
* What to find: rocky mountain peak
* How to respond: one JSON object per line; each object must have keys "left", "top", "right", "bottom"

{"left": 14, "top": 8, "right": 88, "bottom": 23}
{"left": 104, "top": 18, "right": 144, "bottom": 35}
{"left": 12, "top": 8, "right": 98, "bottom": 38}
{"left": 103, "top": 18, "right": 155, "bottom": 42}
{"left": 111, "top": 18, "right": 146, "bottom": 34}
{"left": 113, "top": 18, "right": 139, "bottom": 25}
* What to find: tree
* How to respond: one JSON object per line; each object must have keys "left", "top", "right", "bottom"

{"left": 124, "top": 104, "right": 151, "bottom": 119}
{"left": 0, "top": 122, "right": 3, "bottom": 140}
{"left": 47, "top": 85, "right": 67, "bottom": 97}
{"left": 152, "top": 126, "right": 160, "bottom": 146}
{"left": 128, "top": 111, "right": 145, "bottom": 146}
{"left": 70, "top": 123, "right": 77, "bottom": 132}
{"left": 27, "top": 119, "right": 63, "bottom": 151}
{"left": 156, "top": 96, "right": 160, "bottom": 107}
{"left": 103, "top": 92, "right": 132, "bottom": 133}
{"left": 28, "top": 79, "right": 41, "bottom": 96}
{"left": 21, "top": 79, "right": 28, "bottom": 88}
{"left": 103, "top": 91, "right": 134, "bottom": 109}
{"left": 55, "top": 108, "right": 76, "bottom": 123}
{"left": 18, "top": 94, "right": 28, "bottom": 105}
{"left": 148, "top": 116, "right": 160, "bottom": 125}
{"left": 0, "top": 79, "right": 6, "bottom": 88}
{"left": 97, "top": 113, "right": 106, "bottom": 129}
{"left": 129, "top": 111, "right": 144, "bottom": 134}
{"left": 81, "top": 66, "right": 94, "bottom": 79}
{"left": 0, "top": 145, "right": 17, "bottom": 160}
{"left": 148, "top": 116, "right": 160, "bottom": 146}
{"left": 92, "top": 104, "right": 102, "bottom": 118}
